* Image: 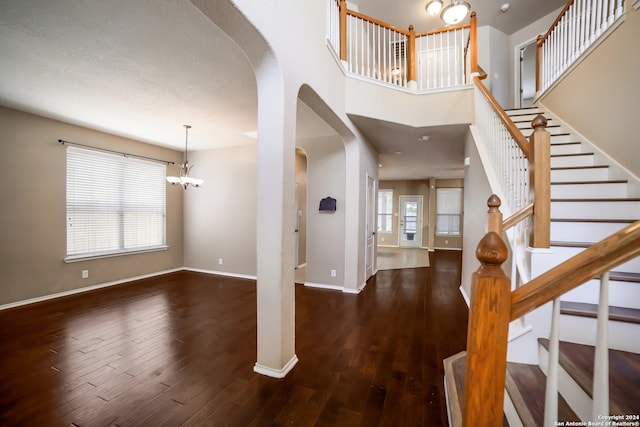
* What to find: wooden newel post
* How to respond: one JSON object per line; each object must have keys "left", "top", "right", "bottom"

{"left": 407, "top": 25, "right": 416, "bottom": 83}
{"left": 529, "top": 114, "right": 551, "bottom": 248}
{"left": 535, "top": 35, "right": 543, "bottom": 95}
{"left": 462, "top": 198, "right": 510, "bottom": 427}
{"left": 470, "top": 12, "right": 478, "bottom": 74}
{"left": 487, "top": 194, "right": 503, "bottom": 235}
{"left": 339, "top": 0, "right": 347, "bottom": 61}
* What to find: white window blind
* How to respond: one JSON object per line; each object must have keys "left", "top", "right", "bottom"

{"left": 436, "top": 188, "right": 462, "bottom": 236}
{"left": 66, "top": 146, "right": 166, "bottom": 259}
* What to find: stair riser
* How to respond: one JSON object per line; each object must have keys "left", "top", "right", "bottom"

{"left": 550, "top": 221, "right": 631, "bottom": 243}
{"left": 519, "top": 132, "right": 575, "bottom": 144}
{"left": 551, "top": 144, "right": 583, "bottom": 155}
{"left": 551, "top": 155, "right": 595, "bottom": 168}
{"left": 551, "top": 168, "right": 609, "bottom": 182}
{"left": 538, "top": 344, "right": 593, "bottom": 421}
{"left": 562, "top": 279, "right": 640, "bottom": 309}
{"left": 508, "top": 112, "right": 545, "bottom": 121}
{"left": 549, "top": 246, "right": 640, "bottom": 273}
{"left": 551, "top": 201, "right": 640, "bottom": 220}
{"left": 557, "top": 315, "right": 640, "bottom": 354}
{"left": 551, "top": 182, "right": 627, "bottom": 198}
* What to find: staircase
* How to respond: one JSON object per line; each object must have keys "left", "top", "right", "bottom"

{"left": 444, "top": 106, "right": 640, "bottom": 427}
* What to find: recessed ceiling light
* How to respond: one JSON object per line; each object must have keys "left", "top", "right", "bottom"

{"left": 395, "top": 151, "right": 403, "bottom": 155}
{"left": 500, "top": 3, "right": 510, "bottom": 12}
{"left": 418, "top": 135, "right": 430, "bottom": 142}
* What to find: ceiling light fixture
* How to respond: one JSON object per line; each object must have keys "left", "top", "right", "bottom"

{"left": 440, "top": 0, "right": 471, "bottom": 25}
{"left": 166, "top": 124, "right": 204, "bottom": 189}
{"left": 500, "top": 2, "right": 510, "bottom": 12}
{"left": 425, "top": 0, "right": 444, "bottom": 15}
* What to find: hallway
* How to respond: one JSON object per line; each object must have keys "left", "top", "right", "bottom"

{"left": 0, "top": 251, "right": 468, "bottom": 426}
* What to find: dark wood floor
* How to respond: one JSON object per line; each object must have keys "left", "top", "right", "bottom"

{"left": 0, "top": 250, "right": 468, "bottom": 426}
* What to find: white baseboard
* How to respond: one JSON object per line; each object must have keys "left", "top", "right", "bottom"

{"left": 459, "top": 285, "right": 470, "bottom": 307}
{"left": 183, "top": 267, "right": 257, "bottom": 281}
{"left": 254, "top": 354, "right": 299, "bottom": 378}
{"left": 0, "top": 268, "right": 183, "bottom": 311}
{"left": 304, "top": 281, "right": 365, "bottom": 294}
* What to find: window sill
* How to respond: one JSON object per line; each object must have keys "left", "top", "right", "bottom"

{"left": 64, "top": 246, "right": 169, "bottom": 263}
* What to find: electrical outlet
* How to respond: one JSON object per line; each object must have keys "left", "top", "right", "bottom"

{"left": 331, "top": 269, "right": 337, "bottom": 277}
{"left": 218, "top": 258, "right": 223, "bottom": 265}
{"left": 81, "top": 270, "right": 89, "bottom": 279}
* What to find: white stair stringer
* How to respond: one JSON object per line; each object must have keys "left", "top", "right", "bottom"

{"left": 538, "top": 341, "right": 593, "bottom": 422}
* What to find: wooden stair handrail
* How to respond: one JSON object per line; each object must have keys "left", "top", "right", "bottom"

{"left": 511, "top": 220, "right": 640, "bottom": 320}
{"left": 539, "top": 0, "right": 577, "bottom": 46}
{"left": 473, "top": 75, "right": 530, "bottom": 158}
{"left": 503, "top": 203, "right": 534, "bottom": 232}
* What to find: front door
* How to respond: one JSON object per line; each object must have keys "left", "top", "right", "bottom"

{"left": 399, "top": 196, "right": 422, "bottom": 248}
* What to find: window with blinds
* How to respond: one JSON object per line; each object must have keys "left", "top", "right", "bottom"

{"left": 436, "top": 187, "right": 462, "bottom": 236}
{"left": 66, "top": 146, "right": 167, "bottom": 260}
{"left": 377, "top": 189, "right": 393, "bottom": 233}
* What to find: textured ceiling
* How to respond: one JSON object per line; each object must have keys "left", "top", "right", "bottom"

{"left": 0, "top": 0, "right": 566, "bottom": 179}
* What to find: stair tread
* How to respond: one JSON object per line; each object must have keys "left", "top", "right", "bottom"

{"left": 551, "top": 218, "right": 635, "bottom": 223}
{"left": 505, "top": 108, "right": 544, "bottom": 113}
{"left": 552, "top": 198, "right": 640, "bottom": 202}
{"left": 444, "top": 351, "right": 510, "bottom": 427}
{"left": 506, "top": 362, "right": 579, "bottom": 426}
{"left": 551, "top": 152, "right": 595, "bottom": 157}
{"left": 538, "top": 339, "right": 640, "bottom": 415}
{"left": 560, "top": 301, "right": 640, "bottom": 324}
{"left": 551, "top": 143, "right": 583, "bottom": 148}
{"left": 551, "top": 165, "right": 609, "bottom": 170}
{"left": 513, "top": 118, "right": 554, "bottom": 124}
{"left": 610, "top": 271, "right": 640, "bottom": 282}
{"left": 519, "top": 124, "right": 562, "bottom": 130}
{"left": 551, "top": 179, "right": 627, "bottom": 185}
{"left": 551, "top": 241, "right": 594, "bottom": 247}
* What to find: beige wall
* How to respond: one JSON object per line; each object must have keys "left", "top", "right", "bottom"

{"left": 297, "top": 135, "right": 346, "bottom": 286}
{"left": 539, "top": 6, "right": 640, "bottom": 178}
{"left": 184, "top": 144, "right": 258, "bottom": 276}
{"left": 0, "top": 106, "right": 184, "bottom": 306}
{"left": 461, "top": 131, "right": 493, "bottom": 297}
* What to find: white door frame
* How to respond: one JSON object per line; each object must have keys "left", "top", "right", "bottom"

{"left": 399, "top": 195, "right": 423, "bottom": 248}
{"left": 365, "top": 174, "right": 377, "bottom": 280}
{"left": 514, "top": 37, "right": 538, "bottom": 108}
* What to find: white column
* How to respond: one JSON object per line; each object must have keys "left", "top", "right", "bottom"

{"left": 253, "top": 67, "right": 298, "bottom": 378}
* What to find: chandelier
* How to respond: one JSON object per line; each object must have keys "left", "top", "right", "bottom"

{"left": 425, "top": 0, "right": 471, "bottom": 25}
{"left": 166, "top": 124, "right": 204, "bottom": 189}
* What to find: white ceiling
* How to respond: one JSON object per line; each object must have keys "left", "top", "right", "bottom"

{"left": 0, "top": 0, "right": 565, "bottom": 179}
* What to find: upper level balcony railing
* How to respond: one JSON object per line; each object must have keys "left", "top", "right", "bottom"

{"left": 536, "top": 0, "right": 625, "bottom": 96}
{"left": 327, "top": 0, "right": 476, "bottom": 92}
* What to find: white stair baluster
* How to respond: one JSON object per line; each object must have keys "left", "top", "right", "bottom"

{"left": 593, "top": 272, "right": 610, "bottom": 421}
{"left": 544, "top": 297, "right": 561, "bottom": 427}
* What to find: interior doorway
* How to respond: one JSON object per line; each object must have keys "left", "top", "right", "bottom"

{"left": 518, "top": 39, "right": 537, "bottom": 108}
{"left": 294, "top": 149, "right": 307, "bottom": 284}
{"left": 399, "top": 195, "right": 423, "bottom": 248}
